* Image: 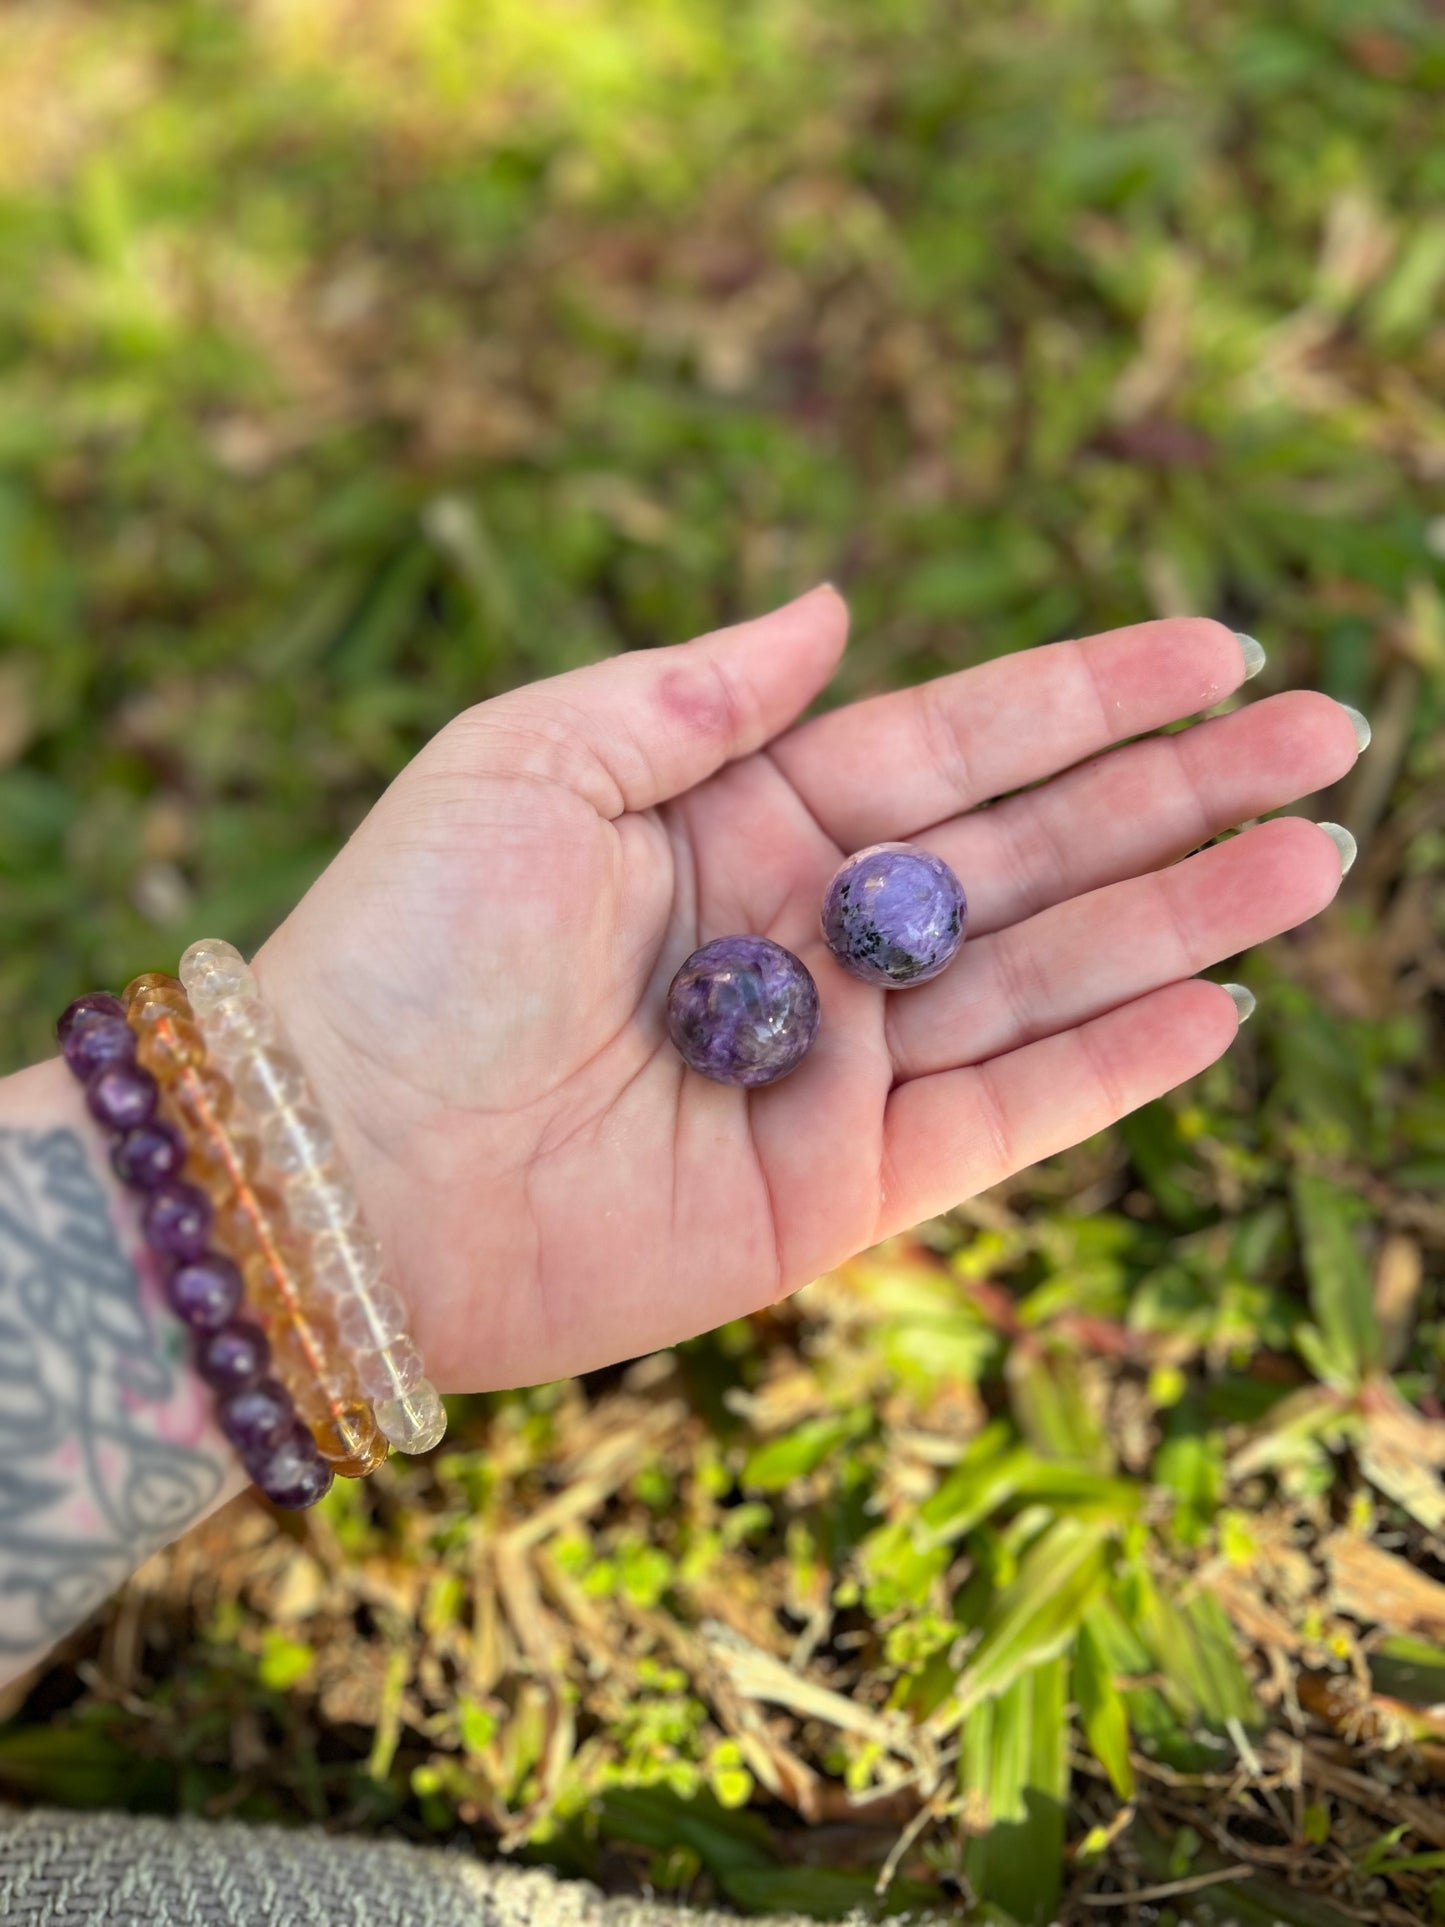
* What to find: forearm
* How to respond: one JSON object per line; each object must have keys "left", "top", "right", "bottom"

{"left": 0, "top": 1057, "right": 245, "bottom": 1685}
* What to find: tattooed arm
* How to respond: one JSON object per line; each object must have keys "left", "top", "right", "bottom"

{"left": 0, "top": 1058, "right": 241, "bottom": 1683}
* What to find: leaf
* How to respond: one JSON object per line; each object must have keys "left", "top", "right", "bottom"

{"left": 1075, "top": 1614, "right": 1136, "bottom": 1800}
{"left": 933, "top": 1516, "right": 1113, "bottom": 1732}
{"left": 917, "top": 1439, "right": 1141, "bottom": 1553}
{"left": 1292, "top": 1171, "right": 1380, "bottom": 1388}
{"left": 1087, "top": 1591, "right": 1231, "bottom": 1775}
{"left": 961, "top": 1655, "right": 1069, "bottom": 1927}
{"left": 741, "top": 1412, "right": 866, "bottom": 1492}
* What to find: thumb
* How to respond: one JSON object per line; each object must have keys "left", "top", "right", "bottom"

{"left": 471, "top": 583, "right": 849, "bottom": 816}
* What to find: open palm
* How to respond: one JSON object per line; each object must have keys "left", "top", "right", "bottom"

{"left": 256, "top": 588, "right": 1360, "bottom": 1391}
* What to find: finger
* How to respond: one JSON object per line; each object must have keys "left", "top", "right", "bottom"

{"left": 923, "top": 690, "right": 1362, "bottom": 939}
{"left": 888, "top": 816, "right": 1343, "bottom": 1081}
{"left": 880, "top": 979, "right": 1239, "bottom": 1235}
{"left": 771, "top": 616, "right": 1250, "bottom": 848}
{"left": 461, "top": 583, "right": 849, "bottom": 816}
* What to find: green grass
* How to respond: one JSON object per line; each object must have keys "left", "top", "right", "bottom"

{"left": 3, "top": 2, "right": 1445, "bottom": 1919}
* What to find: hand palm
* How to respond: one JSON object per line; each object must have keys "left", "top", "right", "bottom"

{"left": 258, "top": 591, "right": 1359, "bottom": 1391}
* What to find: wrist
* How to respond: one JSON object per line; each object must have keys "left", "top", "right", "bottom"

{"left": 0, "top": 1055, "right": 245, "bottom": 1678}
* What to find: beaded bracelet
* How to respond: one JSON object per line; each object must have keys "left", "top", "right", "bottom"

{"left": 56, "top": 993, "right": 333, "bottom": 1510}
{"left": 179, "top": 940, "right": 446, "bottom": 1455}
{"left": 123, "top": 973, "right": 388, "bottom": 1479}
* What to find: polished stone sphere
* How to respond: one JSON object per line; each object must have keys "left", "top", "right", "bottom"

{"left": 821, "top": 842, "right": 967, "bottom": 986}
{"left": 666, "top": 935, "right": 820, "bottom": 1087}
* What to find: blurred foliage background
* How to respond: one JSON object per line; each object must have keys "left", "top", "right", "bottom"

{"left": 2, "top": 1, "right": 1445, "bottom": 1921}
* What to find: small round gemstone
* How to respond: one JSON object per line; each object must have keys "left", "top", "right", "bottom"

{"left": 309, "top": 1225, "right": 384, "bottom": 1297}
{"left": 356, "top": 1337, "right": 424, "bottom": 1398}
{"left": 312, "top": 1402, "right": 387, "bottom": 1473}
{"left": 260, "top": 1106, "right": 334, "bottom": 1175}
{"left": 820, "top": 843, "right": 967, "bottom": 987}
{"left": 111, "top": 1119, "right": 187, "bottom": 1190}
{"left": 217, "top": 1377, "right": 295, "bottom": 1455}
{"left": 141, "top": 1180, "right": 214, "bottom": 1261}
{"left": 166, "top": 1064, "right": 234, "bottom": 1128}
{"left": 666, "top": 935, "right": 820, "bottom": 1088}
{"left": 86, "top": 1063, "right": 159, "bottom": 1132}
{"left": 374, "top": 1379, "right": 447, "bottom": 1453}
{"left": 135, "top": 1016, "right": 207, "bottom": 1079}
{"left": 336, "top": 1284, "right": 409, "bottom": 1351}
{"left": 57, "top": 993, "right": 126, "bottom": 1049}
{"left": 284, "top": 1165, "right": 359, "bottom": 1236}
{"left": 62, "top": 1012, "right": 137, "bottom": 1080}
{"left": 195, "top": 1320, "right": 270, "bottom": 1391}
{"left": 166, "top": 1253, "right": 244, "bottom": 1331}
{"left": 248, "top": 1429, "right": 335, "bottom": 1509}
{"left": 235, "top": 1046, "right": 309, "bottom": 1113}
{"left": 203, "top": 992, "right": 278, "bottom": 1062}
{"left": 178, "top": 939, "right": 257, "bottom": 1014}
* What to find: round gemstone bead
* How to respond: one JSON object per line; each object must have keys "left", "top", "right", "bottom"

{"left": 248, "top": 1429, "right": 334, "bottom": 1509}
{"left": 821, "top": 843, "right": 967, "bottom": 987}
{"left": 268, "top": 1316, "right": 342, "bottom": 1391}
{"left": 166, "top": 1253, "right": 244, "bottom": 1331}
{"left": 356, "top": 1338, "right": 424, "bottom": 1398}
{"left": 336, "top": 1284, "right": 409, "bottom": 1351}
{"left": 666, "top": 935, "right": 820, "bottom": 1088}
{"left": 309, "top": 1225, "right": 384, "bottom": 1297}
{"left": 210, "top": 1183, "right": 290, "bottom": 1264}
{"left": 203, "top": 992, "right": 278, "bottom": 1062}
{"left": 375, "top": 1380, "right": 447, "bottom": 1454}
{"left": 111, "top": 1119, "right": 187, "bottom": 1190}
{"left": 179, "top": 939, "right": 257, "bottom": 1014}
{"left": 312, "top": 1403, "right": 388, "bottom": 1474}
{"left": 234, "top": 1046, "right": 309, "bottom": 1113}
{"left": 260, "top": 1106, "right": 334, "bottom": 1175}
{"left": 124, "top": 975, "right": 192, "bottom": 1025}
{"left": 217, "top": 1377, "right": 295, "bottom": 1455}
{"left": 62, "top": 1012, "right": 137, "bottom": 1080}
{"left": 135, "top": 1016, "right": 206, "bottom": 1079}
{"left": 283, "top": 1166, "right": 359, "bottom": 1236}
{"left": 142, "top": 1180, "right": 214, "bottom": 1261}
{"left": 57, "top": 993, "right": 126, "bottom": 1048}
{"left": 185, "top": 1125, "right": 259, "bottom": 1192}
{"left": 195, "top": 1320, "right": 271, "bottom": 1391}
{"left": 167, "top": 1064, "right": 235, "bottom": 1129}
{"left": 86, "top": 1063, "right": 159, "bottom": 1132}
{"left": 289, "top": 1371, "right": 356, "bottom": 1429}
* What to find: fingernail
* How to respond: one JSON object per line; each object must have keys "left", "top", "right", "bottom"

{"left": 1235, "top": 633, "right": 1266, "bottom": 681}
{"left": 1222, "top": 983, "right": 1256, "bottom": 1024}
{"left": 1318, "top": 821, "right": 1358, "bottom": 875}
{"left": 1338, "top": 702, "right": 1371, "bottom": 752}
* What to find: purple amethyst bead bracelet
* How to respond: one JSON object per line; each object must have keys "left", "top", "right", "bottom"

{"left": 665, "top": 843, "right": 968, "bottom": 1086}
{"left": 56, "top": 991, "right": 332, "bottom": 1510}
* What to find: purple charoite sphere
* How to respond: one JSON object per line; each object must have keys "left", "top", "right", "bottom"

{"left": 667, "top": 936, "right": 820, "bottom": 1088}
{"left": 821, "top": 842, "right": 967, "bottom": 987}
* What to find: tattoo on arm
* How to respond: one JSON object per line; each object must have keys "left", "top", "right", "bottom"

{"left": 0, "top": 1126, "right": 224, "bottom": 1656}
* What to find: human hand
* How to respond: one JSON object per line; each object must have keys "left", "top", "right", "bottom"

{"left": 255, "top": 589, "right": 1362, "bottom": 1391}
